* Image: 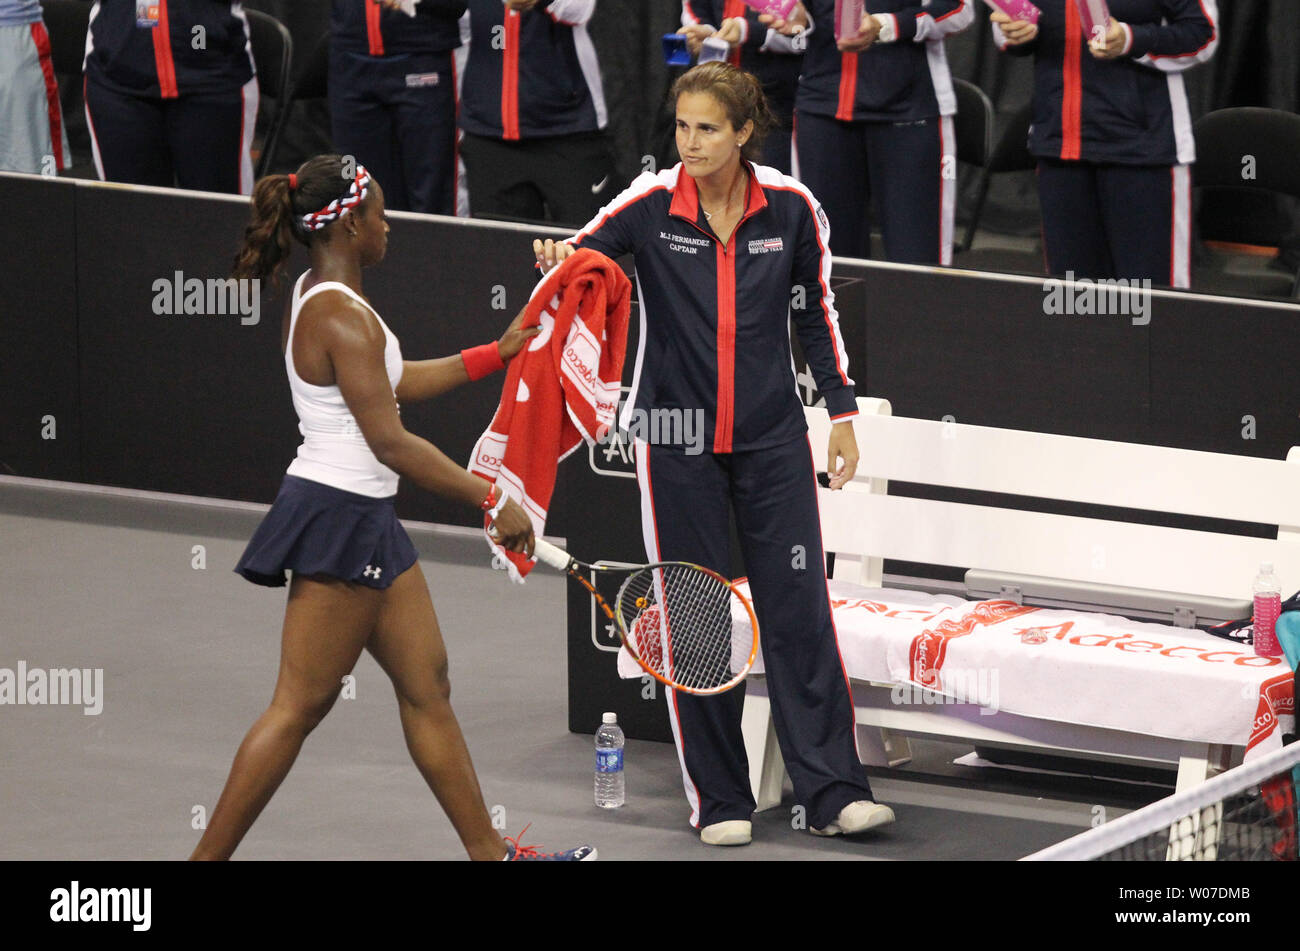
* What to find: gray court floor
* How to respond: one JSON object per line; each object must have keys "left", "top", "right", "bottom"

{"left": 0, "top": 478, "right": 1163, "bottom": 861}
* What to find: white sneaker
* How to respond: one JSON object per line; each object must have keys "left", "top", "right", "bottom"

{"left": 810, "top": 800, "right": 895, "bottom": 837}
{"left": 700, "top": 819, "right": 752, "bottom": 846}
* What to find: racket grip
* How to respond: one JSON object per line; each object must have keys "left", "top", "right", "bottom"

{"left": 531, "top": 538, "right": 573, "bottom": 572}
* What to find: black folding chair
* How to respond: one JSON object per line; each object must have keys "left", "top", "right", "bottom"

{"left": 959, "top": 97, "right": 1035, "bottom": 254}
{"left": 245, "top": 8, "right": 294, "bottom": 179}
{"left": 951, "top": 79, "right": 993, "bottom": 254}
{"left": 1193, "top": 107, "right": 1300, "bottom": 298}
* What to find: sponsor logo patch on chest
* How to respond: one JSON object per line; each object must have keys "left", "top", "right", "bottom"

{"left": 747, "top": 236, "right": 784, "bottom": 255}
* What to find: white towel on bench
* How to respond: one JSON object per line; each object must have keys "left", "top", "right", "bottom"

{"left": 618, "top": 580, "right": 1296, "bottom": 759}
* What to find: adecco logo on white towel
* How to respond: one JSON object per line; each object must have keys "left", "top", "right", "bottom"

{"left": 589, "top": 387, "right": 637, "bottom": 479}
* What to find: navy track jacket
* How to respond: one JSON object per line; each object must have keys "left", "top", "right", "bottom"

{"left": 331, "top": 0, "right": 466, "bottom": 57}
{"left": 796, "top": 0, "right": 973, "bottom": 122}
{"left": 566, "top": 162, "right": 857, "bottom": 454}
{"left": 459, "top": 0, "right": 605, "bottom": 141}
{"left": 83, "top": 0, "right": 254, "bottom": 98}
{"left": 994, "top": 0, "right": 1218, "bottom": 165}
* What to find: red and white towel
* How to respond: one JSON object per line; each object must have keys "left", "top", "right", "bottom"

{"left": 469, "top": 249, "right": 631, "bottom": 580}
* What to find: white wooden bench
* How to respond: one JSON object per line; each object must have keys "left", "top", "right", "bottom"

{"left": 741, "top": 397, "right": 1300, "bottom": 811}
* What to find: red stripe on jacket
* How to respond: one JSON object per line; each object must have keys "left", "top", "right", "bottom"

{"left": 1059, "top": 0, "right": 1082, "bottom": 160}
{"left": 151, "top": 1, "right": 179, "bottom": 98}
{"left": 835, "top": 52, "right": 857, "bottom": 121}
{"left": 502, "top": 11, "right": 521, "bottom": 140}
{"left": 366, "top": 0, "right": 385, "bottom": 55}
{"left": 30, "top": 22, "right": 64, "bottom": 169}
{"left": 713, "top": 242, "right": 737, "bottom": 454}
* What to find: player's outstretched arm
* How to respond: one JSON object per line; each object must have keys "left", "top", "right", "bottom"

{"left": 396, "top": 306, "right": 541, "bottom": 403}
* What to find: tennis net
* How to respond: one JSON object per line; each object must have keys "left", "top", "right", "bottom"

{"left": 1023, "top": 741, "right": 1299, "bottom": 861}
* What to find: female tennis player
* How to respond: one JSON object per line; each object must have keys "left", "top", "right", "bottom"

{"left": 535, "top": 62, "right": 894, "bottom": 846}
{"left": 190, "top": 154, "right": 593, "bottom": 861}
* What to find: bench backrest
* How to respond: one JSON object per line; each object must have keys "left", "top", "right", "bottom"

{"left": 806, "top": 398, "right": 1300, "bottom": 602}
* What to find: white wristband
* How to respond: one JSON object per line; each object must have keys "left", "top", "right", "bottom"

{"left": 488, "top": 489, "right": 510, "bottom": 522}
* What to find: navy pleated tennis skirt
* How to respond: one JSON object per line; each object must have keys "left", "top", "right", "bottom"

{"left": 235, "top": 475, "right": 418, "bottom": 590}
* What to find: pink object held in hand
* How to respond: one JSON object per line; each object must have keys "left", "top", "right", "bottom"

{"left": 743, "top": 0, "right": 799, "bottom": 21}
{"left": 1075, "top": 0, "right": 1111, "bottom": 45}
{"left": 834, "top": 0, "right": 864, "bottom": 41}
{"left": 982, "top": 0, "right": 1040, "bottom": 26}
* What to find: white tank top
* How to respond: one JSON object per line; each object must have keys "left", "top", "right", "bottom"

{"left": 284, "top": 272, "right": 404, "bottom": 498}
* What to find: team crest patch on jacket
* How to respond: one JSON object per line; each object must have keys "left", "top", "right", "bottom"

{"left": 747, "top": 237, "right": 784, "bottom": 254}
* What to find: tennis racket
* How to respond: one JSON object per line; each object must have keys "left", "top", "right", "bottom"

{"left": 531, "top": 539, "right": 759, "bottom": 695}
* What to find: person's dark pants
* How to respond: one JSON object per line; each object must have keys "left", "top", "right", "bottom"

{"left": 84, "top": 75, "right": 254, "bottom": 193}
{"left": 329, "top": 47, "right": 458, "bottom": 215}
{"left": 637, "top": 434, "right": 875, "bottom": 830}
{"left": 1037, "top": 158, "right": 1191, "bottom": 288}
{"left": 794, "top": 108, "right": 952, "bottom": 264}
{"left": 460, "top": 129, "right": 619, "bottom": 228}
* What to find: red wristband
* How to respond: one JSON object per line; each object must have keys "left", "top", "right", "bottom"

{"left": 479, "top": 484, "right": 498, "bottom": 512}
{"left": 461, "top": 342, "right": 507, "bottom": 382}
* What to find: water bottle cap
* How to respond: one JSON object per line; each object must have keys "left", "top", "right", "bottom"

{"left": 602, "top": 712, "right": 617, "bottom": 724}
{"left": 1261, "top": 562, "right": 1275, "bottom": 574}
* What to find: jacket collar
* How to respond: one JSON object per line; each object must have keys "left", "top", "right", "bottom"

{"left": 669, "top": 159, "right": 768, "bottom": 227}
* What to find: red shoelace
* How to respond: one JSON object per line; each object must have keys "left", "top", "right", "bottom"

{"left": 503, "top": 823, "right": 563, "bottom": 860}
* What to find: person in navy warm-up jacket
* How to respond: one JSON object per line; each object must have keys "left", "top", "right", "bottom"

{"left": 330, "top": 0, "right": 467, "bottom": 215}
{"left": 534, "top": 63, "right": 893, "bottom": 849}
{"left": 992, "top": 1, "right": 1218, "bottom": 288}
{"left": 458, "top": 0, "right": 617, "bottom": 227}
{"left": 779, "top": 0, "right": 973, "bottom": 263}
{"left": 83, "top": 0, "right": 257, "bottom": 193}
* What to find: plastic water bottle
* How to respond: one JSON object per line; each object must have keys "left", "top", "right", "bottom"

{"left": 594, "top": 713, "right": 625, "bottom": 808}
{"left": 1252, "top": 562, "right": 1282, "bottom": 658}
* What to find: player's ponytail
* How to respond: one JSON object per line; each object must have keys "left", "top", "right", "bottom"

{"left": 232, "top": 173, "right": 296, "bottom": 285}
{"left": 671, "top": 62, "right": 776, "bottom": 162}
{"left": 231, "top": 154, "right": 363, "bottom": 286}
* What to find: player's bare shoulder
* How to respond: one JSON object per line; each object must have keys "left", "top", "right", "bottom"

{"left": 300, "top": 289, "right": 383, "bottom": 350}
{"left": 293, "top": 289, "right": 384, "bottom": 385}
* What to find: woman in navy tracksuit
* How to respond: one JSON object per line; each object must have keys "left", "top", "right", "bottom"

{"left": 83, "top": 0, "right": 257, "bottom": 193}
{"left": 992, "top": 1, "right": 1218, "bottom": 288}
{"left": 792, "top": 0, "right": 973, "bottom": 263}
{"left": 458, "top": 0, "right": 618, "bottom": 227}
{"left": 330, "top": 0, "right": 467, "bottom": 215}
{"left": 535, "top": 62, "right": 892, "bottom": 847}
{"left": 679, "top": 0, "right": 804, "bottom": 174}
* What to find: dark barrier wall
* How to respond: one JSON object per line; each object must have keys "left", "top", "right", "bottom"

{"left": 2, "top": 173, "right": 565, "bottom": 527}
{"left": 5, "top": 172, "right": 1300, "bottom": 741}
{"left": 3, "top": 176, "right": 80, "bottom": 481}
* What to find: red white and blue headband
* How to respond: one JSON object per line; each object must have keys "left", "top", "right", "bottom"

{"left": 298, "top": 165, "right": 371, "bottom": 233}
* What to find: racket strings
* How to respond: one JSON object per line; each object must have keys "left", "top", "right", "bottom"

{"left": 618, "top": 565, "right": 753, "bottom": 692}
